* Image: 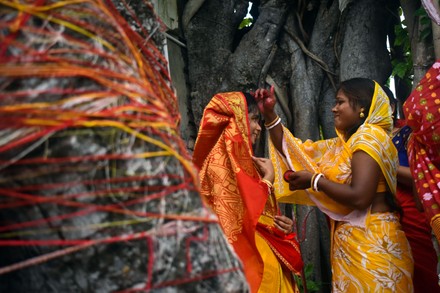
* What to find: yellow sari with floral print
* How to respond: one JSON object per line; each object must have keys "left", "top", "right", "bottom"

{"left": 268, "top": 82, "right": 414, "bottom": 291}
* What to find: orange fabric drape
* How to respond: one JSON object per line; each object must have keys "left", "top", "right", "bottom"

{"left": 192, "top": 92, "right": 268, "bottom": 292}
{"left": 192, "top": 92, "right": 303, "bottom": 292}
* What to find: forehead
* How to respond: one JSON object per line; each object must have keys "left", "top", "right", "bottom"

{"left": 335, "top": 90, "right": 349, "bottom": 100}
{"left": 248, "top": 107, "right": 260, "bottom": 116}
{"left": 248, "top": 111, "right": 261, "bottom": 123}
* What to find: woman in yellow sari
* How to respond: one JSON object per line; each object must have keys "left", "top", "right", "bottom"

{"left": 255, "top": 78, "right": 413, "bottom": 292}
{"left": 192, "top": 92, "right": 303, "bottom": 293}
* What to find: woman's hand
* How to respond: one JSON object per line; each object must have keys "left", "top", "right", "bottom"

{"left": 274, "top": 215, "right": 294, "bottom": 234}
{"left": 285, "top": 170, "right": 313, "bottom": 190}
{"left": 252, "top": 156, "right": 274, "bottom": 184}
{"left": 253, "top": 85, "right": 276, "bottom": 116}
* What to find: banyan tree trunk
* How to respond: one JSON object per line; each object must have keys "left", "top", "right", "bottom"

{"left": 0, "top": 1, "right": 247, "bottom": 292}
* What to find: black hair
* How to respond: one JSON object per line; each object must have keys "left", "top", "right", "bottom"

{"left": 381, "top": 85, "right": 397, "bottom": 107}
{"left": 338, "top": 78, "right": 374, "bottom": 114}
{"left": 243, "top": 92, "right": 260, "bottom": 116}
{"left": 381, "top": 85, "right": 398, "bottom": 124}
{"left": 338, "top": 78, "right": 375, "bottom": 138}
{"left": 243, "top": 92, "right": 264, "bottom": 155}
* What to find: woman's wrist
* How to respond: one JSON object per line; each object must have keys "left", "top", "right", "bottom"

{"left": 311, "top": 173, "right": 325, "bottom": 192}
{"left": 261, "top": 178, "right": 274, "bottom": 194}
{"left": 264, "top": 112, "right": 278, "bottom": 124}
{"left": 262, "top": 176, "right": 274, "bottom": 184}
{"left": 265, "top": 116, "right": 281, "bottom": 130}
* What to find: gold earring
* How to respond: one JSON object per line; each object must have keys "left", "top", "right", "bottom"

{"left": 359, "top": 111, "right": 365, "bottom": 118}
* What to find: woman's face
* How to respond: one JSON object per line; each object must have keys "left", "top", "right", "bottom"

{"left": 332, "top": 90, "right": 362, "bottom": 133}
{"left": 248, "top": 110, "right": 262, "bottom": 145}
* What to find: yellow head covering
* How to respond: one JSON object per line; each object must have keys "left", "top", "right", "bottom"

{"left": 269, "top": 81, "right": 398, "bottom": 225}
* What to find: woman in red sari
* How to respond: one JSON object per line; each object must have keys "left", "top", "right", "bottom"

{"left": 404, "top": 61, "right": 440, "bottom": 245}
{"left": 403, "top": 61, "right": 440, "bottom": 291}
{"left": 192, "top": 91, "right": 303, "bottom": 293}
{"left": 386, "top": 86, "right": 440, "bottom": 292}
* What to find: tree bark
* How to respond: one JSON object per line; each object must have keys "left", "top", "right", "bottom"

{"left": 0, "top": 1, "right": 247, "bottom": 292}
{"left": 340, "top": 0, "right": 393, "bottom": 83}
{"left": 401, "top": 0, "right": 436, "bottom": 86}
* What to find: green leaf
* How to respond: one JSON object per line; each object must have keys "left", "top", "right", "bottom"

{"left": 238, "top": 17, "right": 253, "bottom": 29}
{"left": 394, "top": 24, "right": 409, "bottom": 47}
{"left": 392, "top": 62, "right": 412, "bottom": 80}
{"left": 293, "top": 263, "right": 324, "bottom": 293}
{"left": 421, "top": 17, "right": 431, "bottom": 26}
{"left": 420, "top": 29, "right": 432, "bottom": 41}
{"left": 304, "top": 264, "right": 313, "bottom": 275}
{"left": 415, "top": 7, "right": 428, "bottom": 16}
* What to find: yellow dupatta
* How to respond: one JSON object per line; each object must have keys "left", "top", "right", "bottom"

{"left": 269, "top": 82, "right": 398, "bottom": 225}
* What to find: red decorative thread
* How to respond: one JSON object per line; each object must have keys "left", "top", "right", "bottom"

{"left": 0, "top": 0, "right": 242, "bottom": 291}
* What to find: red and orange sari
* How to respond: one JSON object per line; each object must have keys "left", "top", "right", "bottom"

{"left": 192, "top": 92, "right": 303, "bottom": 293}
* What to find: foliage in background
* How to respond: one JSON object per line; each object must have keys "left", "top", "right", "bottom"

{"left": 239, "top": 16, "right": 253, "bottom": 29}
{"left": 294, "top": 263, "right": 324, "bottom": 292}
{"left": 391, "top": 6, "right": 432, "bottom": 87}
{"left": 391, "top": 9, "right": 413, "bottom": 87}
{"left": 416, "top": 6, "right": 433, "bottom": 41}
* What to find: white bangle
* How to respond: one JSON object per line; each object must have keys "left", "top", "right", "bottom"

{"left": 265, "top": 117, "right": 281, "bottom": 130}
{"left": 313, "top": 173, "right": 324, "bottom": 191}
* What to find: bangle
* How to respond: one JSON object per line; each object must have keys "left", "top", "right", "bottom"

{"left": 264, "top": 115, "right": 280, "bottom": 128}
{"left": 265, "top": 117, "right": 281, "bottom": 130}
{"left": 261, "top": 178, "right": 274, "bottom": 193}
{"left": 310, "top": 173, "right": 318, "bottom": 190}
{"left": 313, "top": 173, "right": 324, "bottom": 192}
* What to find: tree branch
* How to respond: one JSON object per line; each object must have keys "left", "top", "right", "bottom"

{"left": 259, "top": 44, "right": 278, "bottom": 88}
{"left": 182, "top": 0, "right": 206, "bottom": 33}
{"left": 284, "top": 27, "right": 337, "bottom": 90}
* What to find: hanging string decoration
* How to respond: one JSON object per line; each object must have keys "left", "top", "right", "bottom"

{"left": 0, "top": 0, "right": 247, "bottom": 291}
